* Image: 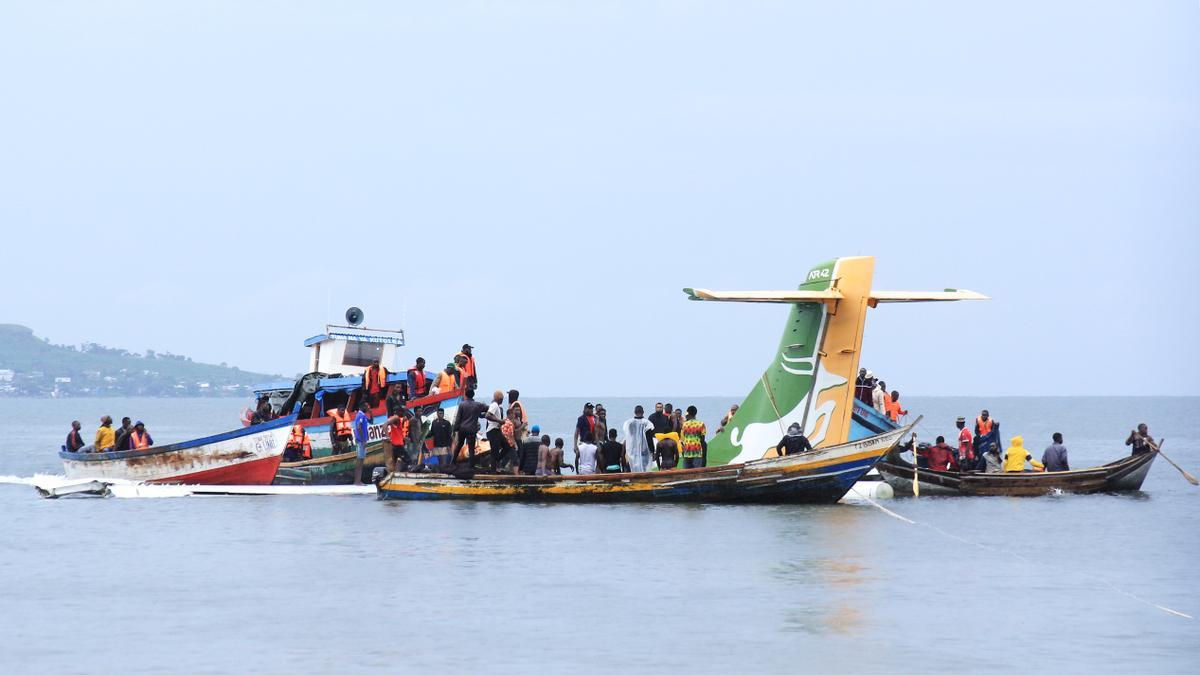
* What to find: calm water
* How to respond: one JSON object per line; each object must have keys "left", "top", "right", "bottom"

{"left": 1, "top": 396, "right": 1197, "bottom": 673}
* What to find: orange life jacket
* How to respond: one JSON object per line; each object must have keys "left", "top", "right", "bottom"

{"left": 129, "top": 430, "right": 151, "bottom": 449}
{"left": 435, "top": 370, "right": 457, "bottom": 392}
{"left": 884, "top": 398, "right": 901, "bottom": 422}
{"left": 456, "top": 352, "right": 476, "bottom": 380}
{"left": 363, "top": 365, "right": 388, "bottom": 393}
{"left": 332, "top": 410, "right": 353, "bottom": 438}
{"left": 287, "top": 425, "right": 312, "bottom": 459}
{"left": 388, "top": 417, "right": 409, "bottom": 445}
{"left": 977, "top": 417, "right": 994, "bottom": 436}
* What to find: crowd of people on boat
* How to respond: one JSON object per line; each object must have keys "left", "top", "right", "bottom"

{"left": 854, "top": 368, "right": 908, "bottom": 423}
{"left": 63, "top": 415, "right": 154, "bottom": 453}
{"left": 908, "top": 410, "right": 1159, "bottom": 474}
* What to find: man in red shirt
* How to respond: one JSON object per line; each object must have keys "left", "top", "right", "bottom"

{"left": 919, "top": 435, "right": 960, "bottom": 472}
{"left": 956, "top": 416, "right": 974, "bottom": 469}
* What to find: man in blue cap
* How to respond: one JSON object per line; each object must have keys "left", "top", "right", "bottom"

{"left": 516, "top": 424, "right": 543, "bottom": 476}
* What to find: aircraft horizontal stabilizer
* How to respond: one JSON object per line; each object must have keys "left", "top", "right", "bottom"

{"left": 867, "top": 289, "right": 989, "bottom": 304}
{"left": 683, "top": 288, "right": 843, "bottom": 303}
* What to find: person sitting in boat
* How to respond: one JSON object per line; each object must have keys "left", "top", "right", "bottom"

{"left": 1003, "top": 436, "right": 1045, "bottom": 473}
{"left": 128, "top": 421, "right": 153, "bottom": 450}
{"left": 918, "top": 436, "right": 959, "bottom": 472}
{"left": 89, "top": 415, "right": 116, "bottom": 453}
{"left": 406, "top": 357, "right": 431, "bottom": 399}
{"left": 251, "top": 397, "right": 274, "bottom": 425}
{"left": 883, "top": 391, "right": 907, "bottom": 423}
{"left": 283, "top": 424, "right": 312, "bottom": 462}
{"left": 1041, "top": 432, "right": 1069, "bottom": 472}
{"left": 328, "top": 407, "right": 354, "bottom": 456}
{"left": 775, "top": 423, "right": 813, "bottom": 456}
{"left": 431, "top": 363, "right": 458, "bottom": 395}
{"left": 113, "top": 417, "right": 133, "bottom": 451}
{"left": 980, "top": 439, "right": 1003, "bottom": 473}
{"left": 1125, "top": 424, "right": 1157, "bottom": 456}
{"left": 64, "top": 420, "right": 85, "bottom": 453}
{"left": 362, "top": 359, "right": 389, "bottom": 408}
{"left": 716, "top": 404, "right": 739, "bottom": 434}
{"left": 598, "top": 428, "right": 625, "bottom": 473}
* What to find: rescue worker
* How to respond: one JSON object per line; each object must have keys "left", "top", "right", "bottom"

{"left": 362, "top": 359, "right": 389, "bottom": 408}
{"left": 955, "top": 417, "right": 974, "bottom": 469}
{"left": 883, "top": 390, "right": 907, "bottom": 423}
{"left": 918, "top": 435, "right": 959, "bottom": 472}
{"left": 283, "top": 424, "right": 312, "bottom": 462}
{"left": 128, "top": 421, "right": 153, "bottom": 450}
{"left": 1003, "top": 435, "right": 1045, "bottom": 473}
{"left": 65, "top": 421, "right": 85, "bottom": 453}
{"left": 352, "top": 402, "right": 371, "bottom": 485}
{"left": 406, "top": 357, "right": 430, "bottom": 399}
{"left": 455, "top": 344, "right": 477, "bottom": 389}
{"left": 973, "top": 409, "right": 999, "bottom": 469}
{"left": 432, "top": 363, "right": 458, "bottom": 394}
{"left": 775, "top": 422, "right": 813, "bottom": 456}
{"left": 384, "top": 409, "right": 411, "bottom": 473}
{"left": 328, "top": 407, "right": 354, "bottom": 456}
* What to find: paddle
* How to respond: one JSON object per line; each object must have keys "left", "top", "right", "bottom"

{"left": 911, "top": 432, "right": 920, "bottom": 497}
{"left": 1155, "top": 440, "right": 1199, "bottom": 486}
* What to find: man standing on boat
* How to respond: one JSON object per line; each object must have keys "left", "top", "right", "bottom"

{"left": 433, "top": 363, "right": 459, "bottom": 394}
{"left": 506, "top": 389, "right": 528, "bottom": 445}
{"left": 1126, "top": 424, "right": 1157, "bottom": 456}
{"left": 680, "top": 406, "right": 707, "bottom": 469}
{"left": 406, "top": 357, "right": 430, "bottom": 399}
{"left": 574, "top": 402, "right": 599, "bottom": 474}
{"left": 955, "top": 417, "right": 974, "bottom": 470}
{"left": 362, "top": 359, "right": 388, "bottom": 408}
{"left": 622, "top": 405, "right": 654, "bottom": 473}
{"left": 451, "top": 388, "right": 487, "bottom": 469}
{"left": 455, "top": 344, "right": 477, "bottom": 390}
{"left": 429, "top": 408, "right": 453, "bottom": 467}
{"left": 872, "top": 380, "right": 887, "bottom": 416}
{"left": 352, "top": 402, "right": 371, "bottom": 485}
{"left": 485, "top": 390, "right": 512, "bottom": 471}
{"left": 647, "top": 402, "right": 669, "bottom": 452}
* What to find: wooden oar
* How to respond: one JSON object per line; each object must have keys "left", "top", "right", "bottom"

{"left": 1155, "top": 440, "right": 1199, "bottom": 486}
{"left": 911, "top": 432, "right": 920, "bottom": 497}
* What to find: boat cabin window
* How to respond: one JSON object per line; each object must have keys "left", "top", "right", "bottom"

{"left": 343, "top": 342, "right": 383, "bottom": 367}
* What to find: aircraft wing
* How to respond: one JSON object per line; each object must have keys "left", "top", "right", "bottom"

{"left": 867, "top": 289, "right": 989, "bottom": 303}
{"left": 683, "top": 288, "right": 843, "bottom": 303}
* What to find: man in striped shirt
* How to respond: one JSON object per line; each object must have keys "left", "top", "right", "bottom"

{"left": 680, "top": 405, "right": 707, "bottom": 469}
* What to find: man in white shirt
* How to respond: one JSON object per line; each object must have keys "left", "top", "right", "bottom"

{"left": 621, "top": 405, "right": 654, "bottom": 472}
{"left": 484, "top": 390, "right": 512, "bottom": 471}
{"left": 872, "top": 380, "right": 887, "bottom": 416}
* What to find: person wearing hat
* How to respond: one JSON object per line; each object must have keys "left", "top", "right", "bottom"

{"left": 775, "top": 422, "right": 813, "bottom": 456}
{"left": 433, "top": 362, "right": 459, "bottom": 394}
{"left": 128, "top": 421, "right": 153, "bottom": 450}
{"left": 516, "top": 425, "right": 543, "bottom": 476}
{"left": 454, "top": 344, "right": 477, "bottom": 390}
{"left": 574, "top": 402, "right": 599, "bottom": 474}
{"left": 955, "top": 416, "right": 974, "bottom": 469}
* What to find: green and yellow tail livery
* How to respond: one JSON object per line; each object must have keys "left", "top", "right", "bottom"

{"left": 687, "top": 256, "right": 986, "bottom": 466}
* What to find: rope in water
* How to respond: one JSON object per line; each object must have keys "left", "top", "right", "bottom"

{"left": 847, "top": 486, "right": 1194, "bottom": 621}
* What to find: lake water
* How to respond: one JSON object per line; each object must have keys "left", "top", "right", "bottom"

{"left": 1, "top": 396, "right": 1197, "bottom": 673}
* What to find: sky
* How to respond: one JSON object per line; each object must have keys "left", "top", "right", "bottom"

{"left": 0, "top": 1, "right": 1196, "bottom": 397}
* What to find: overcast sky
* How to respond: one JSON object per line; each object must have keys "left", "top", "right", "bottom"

{"left": 1, "top": 2, "right": 1195, "bottom": 396}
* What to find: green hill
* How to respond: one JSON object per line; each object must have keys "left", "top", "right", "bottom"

{"left": 0, "top": 324, "right": 280, "bottom": 397}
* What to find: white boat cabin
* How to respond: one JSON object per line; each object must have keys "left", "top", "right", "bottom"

{"left": 304, "top": 325, "right": 405, "bottom": 376}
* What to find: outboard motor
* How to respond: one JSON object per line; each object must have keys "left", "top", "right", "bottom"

{"left": 371, "top": 466, "right": 389, "bottom": 484}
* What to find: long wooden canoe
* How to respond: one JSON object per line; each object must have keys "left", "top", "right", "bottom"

{"left": 376, "top": 423, "right": 912, "bottom": 503}
{"left": 876, "top": 450, "right": 1157, "bottom": 497}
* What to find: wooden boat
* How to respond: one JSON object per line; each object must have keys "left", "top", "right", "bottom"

{"left": 875, "top": 450, "right": 1158, "bottom": 497}
{"left": 378, "top": 255, "right": 984, "bottom": 505}
{"left": 273, "top": 388, "right": 490, "bottom": 485}
{"left": 377, "top": 422, "right": 913, "bottom": 502}
{"left": 59, "top": 416, "right": 293, "bottom": 485}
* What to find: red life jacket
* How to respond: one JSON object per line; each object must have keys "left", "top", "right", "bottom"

{"left": 958, "top": 427, "right": 973, "bottom": 460}
{"left": 408, "top": 367, "right": 427, "bottom": 395}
